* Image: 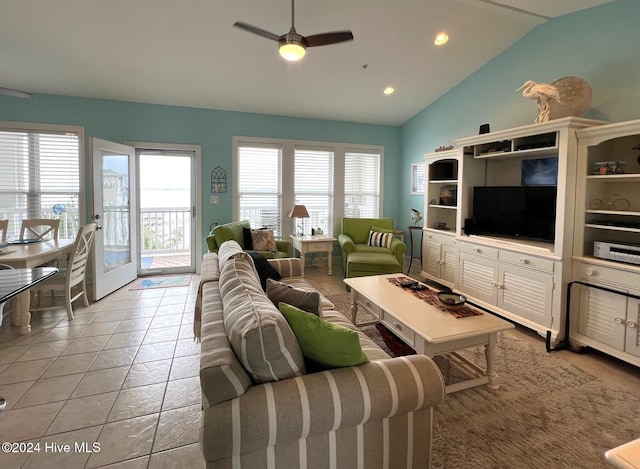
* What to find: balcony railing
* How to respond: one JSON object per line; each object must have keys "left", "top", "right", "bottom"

{"left": 140, "top": 207, "right": 191, "bottom": 255}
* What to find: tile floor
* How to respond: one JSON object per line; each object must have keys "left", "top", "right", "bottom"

{"left": 0, "top": 277, "right": 204, "bottom": 468}
{"left": 1, "top": 258, "right": 640, "bottom": 468}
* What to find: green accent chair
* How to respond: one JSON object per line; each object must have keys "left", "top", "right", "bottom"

{"left": 205, "top": 220, "right": 292, "bottom": 258}
{"left": 338, "top": 218, "right": 405, "bottom": 280}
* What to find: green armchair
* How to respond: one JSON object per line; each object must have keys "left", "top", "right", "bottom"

{"left": 338, "top": 218, "right": 405, "bottom": 279}
{"left": 205, "top": 220, "right": 292, "bottom": 258}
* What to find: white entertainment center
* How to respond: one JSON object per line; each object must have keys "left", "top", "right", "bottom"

{"left": 421, "top": 117, "right": 632, "bottom": 354}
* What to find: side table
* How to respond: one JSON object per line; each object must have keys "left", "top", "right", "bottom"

{"left": 407, "top": 226, "right": 424, "bottom": 274}
{"left": 290, "top": 235, "right": 337, "bottom": 276}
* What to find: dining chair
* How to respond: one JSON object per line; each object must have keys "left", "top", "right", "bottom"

{"left": 0, "top": 219, "right": 8, "bottom": 244}
{"left": 20, "top": 218, "right": 60, "bottom": 241}
{"left": 31, "top": 223, "right": 97, "bottom": 320}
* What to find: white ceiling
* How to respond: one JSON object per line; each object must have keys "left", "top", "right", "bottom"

{"left": 0, "top": 0, "right": 613, "bottom": 126}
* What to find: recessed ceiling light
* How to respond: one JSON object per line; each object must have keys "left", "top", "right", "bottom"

{"left": 383, "top": 86, "right": 395, "bottom": 95}
{"left": 434, "top": 32, "right": 449, "bottom": 45}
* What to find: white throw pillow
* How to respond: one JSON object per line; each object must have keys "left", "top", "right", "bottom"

{"left": 367, "top": 230, "right": 393, "bottom": 249}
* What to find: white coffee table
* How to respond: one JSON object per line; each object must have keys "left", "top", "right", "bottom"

{"left": 344, "top": 273, "right": 514, "bottom": 393}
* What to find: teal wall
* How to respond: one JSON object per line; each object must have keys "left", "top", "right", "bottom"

{"left": 401, "top": 0, "right": 640, "bottom": 232}
{"left": 0, "top": 95, "right": 400, "bottom": 252}
{"left": 2, "top": 0, "right": 639, "bottom": 258}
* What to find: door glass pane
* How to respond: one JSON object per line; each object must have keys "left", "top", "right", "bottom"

{"left": 139, "top": 153, "right": 192, "bottom": 270}
{"left": 102, "top": 153, "right": 131, "bottom": 273}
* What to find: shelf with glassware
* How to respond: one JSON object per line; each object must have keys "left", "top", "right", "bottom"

{"left": 424, "top": 149, "right": 460, "bottom": 235}
{"left": 570, "top": 119, "right": 640, "bottom": 366}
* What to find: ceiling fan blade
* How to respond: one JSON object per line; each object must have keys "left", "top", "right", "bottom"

{"left": 305, "top": 31, "right": 354, "bottom": 47}
{"left": 0, "top": 87, "right": 33, "bottom": 99}
{"left": 233, "top": 22, "right": 281, "bottom": 42}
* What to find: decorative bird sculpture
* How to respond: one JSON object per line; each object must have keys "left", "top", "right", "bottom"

{"left": 410, "top": 209, "right": 423, "bottom": 225}
{"left": 516, "top": 80, "right": 562, "bottom": 124}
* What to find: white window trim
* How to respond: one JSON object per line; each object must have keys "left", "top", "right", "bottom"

{"left": 0, "top": 120, "right": 86, "bottom": 228}
{"left": 233, "top": 136, "right": 384, "bottom": 239}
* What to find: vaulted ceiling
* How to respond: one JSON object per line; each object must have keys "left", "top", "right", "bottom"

{"left": 0, "top": 0, "right": 613, "bottom": 125}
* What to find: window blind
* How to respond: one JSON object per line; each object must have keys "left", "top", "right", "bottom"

{"left": 294, "top": 147, "right": 334, "bottom": 235}
{"left": 0, "top": 129, "right": 80, "bottom": 239}
{"left": 344, "top": 151, "right": 381, "bottom": 218}
{"left": 237, "top": 144, "right": 282, "bottom": 236}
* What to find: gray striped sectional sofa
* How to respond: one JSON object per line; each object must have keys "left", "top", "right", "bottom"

{"left": 196, "top": 242, "right": 446, "bottom": 468}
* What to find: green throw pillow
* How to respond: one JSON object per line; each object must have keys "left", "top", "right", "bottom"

{"left": 370, "top": 225, "right": 394, "bottom": 234}
{"left": 278, "top": 303, "right": 369, "bottom": 370}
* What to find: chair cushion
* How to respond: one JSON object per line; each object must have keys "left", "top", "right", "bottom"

{"left": 347, "top": 252, "right": 401, "bottom": 274}
{"left": 278, "top": 302, "right": 369, "bottom": 370}
{"left": 220, "top": 252, "right": 305, "bottom": 383}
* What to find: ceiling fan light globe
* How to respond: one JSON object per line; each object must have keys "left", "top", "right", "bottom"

{"left": 279, "top": 43, "right": 306, "bottom": 61}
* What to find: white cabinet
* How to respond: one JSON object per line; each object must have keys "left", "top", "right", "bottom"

{"left": 571, "top": 261, "right": 640, "bottom": 365}
{"left": 458, "top": 240, "right": 556, "bottom": 337}
{"left": 570, "top": 119, "right": 640, "bottom": 366}
{"left": 422, "top": 231, "right": 457, "bottom": 288}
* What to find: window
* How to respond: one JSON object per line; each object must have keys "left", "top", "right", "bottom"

{"left": 0, "top": 122, "right": 83, "bottom": 239}
{"left": 344, "top": 151, "right": 381, "bottom": 218}
{"left": 235, "top": 137, "right": 382, "bottom": 238}
{"left": 236, "top": 143, "right": 282, "bottom": 236}
{"left": 411, "top": 162, "right": 426, "bottom": 194}
{"left": 294, "top": 147, "right": 334, "bottom": 235}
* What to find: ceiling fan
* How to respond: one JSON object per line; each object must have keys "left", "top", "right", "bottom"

{"left": 233, "top": 0, "right": 353, "bottom": 62}
{"left": 0, "top": 87, "right": 32, "bottom": 99}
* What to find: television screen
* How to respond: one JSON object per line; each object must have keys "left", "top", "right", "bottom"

{"left": 472, "top": 186, "right": 557, "bottom": 242}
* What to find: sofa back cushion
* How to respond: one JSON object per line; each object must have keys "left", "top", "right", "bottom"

{"left": 342, "top": 218, "right": 394, "bottom": 244}
{"left": 199, "top": 279, "right": 253, "bottom": 408}
{"left": 220, "top": 251, "right": 306, "bottom": 383}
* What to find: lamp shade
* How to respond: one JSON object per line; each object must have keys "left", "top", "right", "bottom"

{"left": 289, "top": 204, "right": 310, "bottom": 218}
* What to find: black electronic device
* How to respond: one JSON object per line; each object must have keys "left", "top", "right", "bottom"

{"left": 463, "top": 218, "right": 475, "bottom": 236}
{"left": 400, "top": 280, "right": 418, "bottom": 288}
{"left": 471, "top": 186, "right": 557, "bottom": 242}
{"left": 479, "top": 123, "right": 490, "bottom": 134}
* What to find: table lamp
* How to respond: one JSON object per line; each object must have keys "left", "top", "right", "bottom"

{"left": 289, "top": 204, "right": 310, "bottom": 236}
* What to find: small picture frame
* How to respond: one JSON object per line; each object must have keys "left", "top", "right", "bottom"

{"left": 411, "top": 162, "right": 425, "bottom": 194}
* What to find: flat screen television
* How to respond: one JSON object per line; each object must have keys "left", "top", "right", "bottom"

{"left": 472, "top": 186, "right": 557, "bottom": 243}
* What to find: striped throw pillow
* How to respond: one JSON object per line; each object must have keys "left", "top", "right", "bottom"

{"left": 368, "top": 230, "right": 393, "bottom": 249}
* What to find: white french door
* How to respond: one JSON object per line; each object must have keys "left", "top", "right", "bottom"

{"left": 92, "top": 138, "right": 138, "bottom": 300}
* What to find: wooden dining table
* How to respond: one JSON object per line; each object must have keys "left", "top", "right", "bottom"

{"left": 0, "top": 239, "right": 74, "bottom": 334}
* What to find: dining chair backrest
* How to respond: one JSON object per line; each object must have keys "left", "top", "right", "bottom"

{"left": 0, "top": 220, "right": 8, "bottom": 244}
{"left": 34, "top": 223, "right": 97, "bottom": 320}
{"left": 67, "top": 223, "right": 97, "bottom": 288}
{"left": 20, "top": 219, "right": 60, "bottom": 241}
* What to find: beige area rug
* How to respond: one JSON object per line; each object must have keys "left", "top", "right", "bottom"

{"left": 326, "top": 293, "right": 640, "bottom": 469}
